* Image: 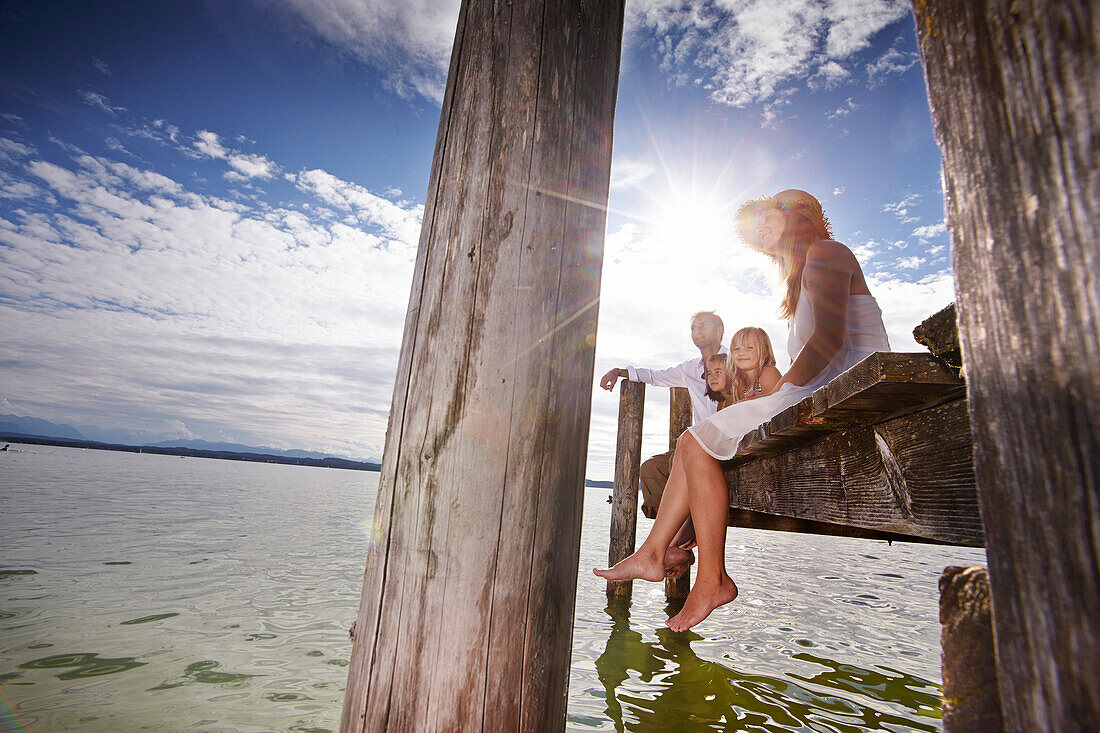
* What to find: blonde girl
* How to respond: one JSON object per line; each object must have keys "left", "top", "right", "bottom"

{"left": 727, "top": 327, "right": 781, "bottom": 402}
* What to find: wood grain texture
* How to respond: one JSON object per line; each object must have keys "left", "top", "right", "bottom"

{"left": 913, "top": 303, "right": 962, "bottom": 369}
{"left": 608, "top": 380, "right": 644, "bottom": 598}
{"left": 939, "top": 566, "right": 1003, "bottom": 733}
{"left": 724, "top": 399, "right": 983, "bottom": 546}
{"left": 341, "top": 1, "right": 625, "bottom": 730}
{"left": 669, "top": 387, "right": 692, "bottom": 451}
{"left": 733, "top": 353, "right": 965, "bottom": 461}
{"left": 913, "top": 0, "right": 1099, "bottom": 727}
{"left": 666, "top": 387, "right": 692, "bottom": 600}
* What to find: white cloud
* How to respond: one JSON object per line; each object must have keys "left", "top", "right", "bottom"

{"left": 78, "top": 90, "right": 125, "bottom": 115}
{"left": 0, "top": 131, "right": 424, "bottom": 460}
{"left": 866, "top": 46, "right": 920, "bottom": 87}
{"left": 832, "top": 186, "right": 845, "bottom": 196}
{"left": 849, "top": 238, "right": 878, "bottom": 261}
{"left": 827, "top": 97, "right": 860, "bottom": 121}
{"left": 294, "top": 168, "right": 423, "bottom": 246}
{"left": 227, "top": 152, "right": 277, "bottom": 179}
{"left": 0, "top": 137, "right": 35, "bottom": 162}
{"left": 92, "top": 57, "right": 111, "bottom": 75}
{"left": 626, "top": 0, "right": 910, "bottom": 111}
{"left": 194, "top": 130, "right": 228, "bottom": 159}
{"left": 273, "top": 0, "right": 461, "bottom": 102}
{"left": 809, "top": 60, "right": 850, "bottom": 90}
{"left": 867, "top": 270, "right": 954, "bottom": 349}
{"left": 610, "top": 157, "right": 657, "bottom": 190}
{"left": 896, "top": 255, "right": 925, "bottom": 269}
{"left": 883, "top": 192, "right": 921, "bottom": 223}
{"left": 911, "top": 221, "right": 947, "bottom": 241}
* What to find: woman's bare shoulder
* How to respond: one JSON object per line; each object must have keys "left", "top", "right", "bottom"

{"left": 806, "top": 239, "right": 854, "bottom": 261}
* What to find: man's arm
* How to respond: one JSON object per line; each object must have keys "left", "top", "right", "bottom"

{"left": 629, "top": 361, "right": 696, "bottom": 389}
{"left": 599, "top": 368, "right": 627, "bottom": 391}
{"left": 600, "top": 357, "right": 701, "bottom": 392}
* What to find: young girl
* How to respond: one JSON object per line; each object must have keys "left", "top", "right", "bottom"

{"left": 727, "top": 327, "right": 781, "bottom": 403}
{"left": 704, "top": 329, "right": 781, "bottom": 409}
{"left": 703, "top": 353, "right": 736, "bottom": 409}
{"left": 596, "top": 189, "right": 890, "bottom": 631}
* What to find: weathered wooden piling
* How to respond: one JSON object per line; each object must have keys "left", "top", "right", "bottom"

{"left": 913, "top": 0, "right": 1099, "bottom": 727}
{"left": 607, "top": 380, "right": 644, "bottom": 598}
{"left": 340, "top": 1, "right": 625, "bottom": 730}
{"left": 939, "top": 565, "right": 1003, "bottom": 733}
{"left": 665, "top": 387, "right": 693, "bottom": 600}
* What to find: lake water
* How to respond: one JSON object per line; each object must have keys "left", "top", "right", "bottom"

{"left": 1, "top": 444, "right": 985, "bottom": 731}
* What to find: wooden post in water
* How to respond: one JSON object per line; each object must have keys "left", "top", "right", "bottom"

{"left": 913, "top": 1, "right": 1099, "bottom": 727}
{"left": 607, "top": 380, "right": 644, "bottom": 598}
{"left": 340, "top": 1, "right": 625, "bottom": 730}
{"left": 665, "top": 387, "right": 693, "bottom": 600}
{"left": 939, "top": 566, "right": 1003, "bottom": 732}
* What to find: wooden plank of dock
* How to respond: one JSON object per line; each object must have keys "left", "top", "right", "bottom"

{"left": 726, "top": 396, "right": 981, "bottom": 546}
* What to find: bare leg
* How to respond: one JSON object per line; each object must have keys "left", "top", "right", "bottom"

{"left": 672, "top": 517, "right": 695, "bottom": 548}
{"left": 594, "top": 448, "right": 693, "bottom": 582}
{"left": 666, "top": 433, "right": 738, "bottom": 631}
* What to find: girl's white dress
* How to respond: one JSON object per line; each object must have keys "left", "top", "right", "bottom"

{"left": 687, "top": 286, "right": 891, "bottom": 460}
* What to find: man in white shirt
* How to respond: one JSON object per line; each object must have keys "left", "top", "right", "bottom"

{"left": 599, "top": 310, "right": 727, "bottom": 519}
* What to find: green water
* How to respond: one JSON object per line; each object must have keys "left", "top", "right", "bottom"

{"left": 1, "top": 444, "right": 984, "bottom": 731}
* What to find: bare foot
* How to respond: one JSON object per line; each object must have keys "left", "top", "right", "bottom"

{"left": 593, "top": 547, "right": 665, "bottom": 583}
{"left": 663, "top": 545, "right": 695, "bottom": 578}
{"left": 665, "top": 575, "right": 738, "bottom": 631}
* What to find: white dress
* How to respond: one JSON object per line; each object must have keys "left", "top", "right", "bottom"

{"left": 687, "top": 286, "right": 891, "bottom": 460}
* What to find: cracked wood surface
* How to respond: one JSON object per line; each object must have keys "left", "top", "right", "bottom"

{"left": 914, "top": 0, "right": 1099, "bottom": 727}
{"left": 341, "top": 2, "right": 625, "bottom": 731}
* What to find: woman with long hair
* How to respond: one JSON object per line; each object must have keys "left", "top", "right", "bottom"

{"left": 595, "top": 189, "right": 890, "bottom": 631}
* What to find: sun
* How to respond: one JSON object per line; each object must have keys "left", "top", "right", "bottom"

{"left": 651, "top": 192, "right": 736, "bottom": 260}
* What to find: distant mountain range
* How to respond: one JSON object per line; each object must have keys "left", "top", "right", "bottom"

{"left": 0, "top": 414, "right": 85, "bottom": 441}
{"left": 0, "top": 413, "right": 373, "bottom": 465}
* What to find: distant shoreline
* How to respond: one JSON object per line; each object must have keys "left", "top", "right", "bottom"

{"left": 0, "top": 433, "right": 381, "bottom": 472}
{"left": 1, "top": 433, "right": 616, "bottom": 486}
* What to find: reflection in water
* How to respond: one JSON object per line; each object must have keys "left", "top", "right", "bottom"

{"left": 147, "top": 660, "right": 257, "bottom": 690}
{"left": 595, "top": 599, "right": 939, "bottom": 732}
{"left": 18, "top": 653, "right": 147, "bottom": 680}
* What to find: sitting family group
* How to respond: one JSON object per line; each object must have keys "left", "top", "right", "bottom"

{"left": 594, "top": 188, "right": 891, "bottom": 632}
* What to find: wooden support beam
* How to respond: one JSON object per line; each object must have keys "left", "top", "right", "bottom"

{"left": 607, "top": 380, "right": 644, "bottom": 598}
{"left": 810, "top": 352, "right": 962, "bottom": 415}
{"left": 725, "top": 398, "right": 983, "bottom": 546}
{"left": 732, "top": 353, "right": 964, "bottom": 461}
{"left": 341, "top": 2, "right": 625, "bottom": 730}
{"left": 939, "top": 566, "right": 1003, "bottom": 732}
{"left": 914, "top": 0, "right": 1099, "bottom": 727}
{"left": 668, "top": 387, "right": 692, "bottom": 452}
{"left": 725, "top": 508, "right": 957, "bottom": 544}
{"left": 666, "top": 387, "right": 692, "bottom": 600}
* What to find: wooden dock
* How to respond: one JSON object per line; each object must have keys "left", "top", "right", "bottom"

{"left": 607, "top": 305, "right": 1003, "bottom": 728}
{"left": 613, "top": 306, "right": 979, "bottom": 546}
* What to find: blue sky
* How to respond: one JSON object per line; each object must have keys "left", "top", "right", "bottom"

{"left": 0, "top": 0, "right": 954, "bottom": 477}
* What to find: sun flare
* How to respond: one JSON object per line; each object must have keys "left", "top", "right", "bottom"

{"left": 652, "top": 193, "right": 736, "bottom": 259}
